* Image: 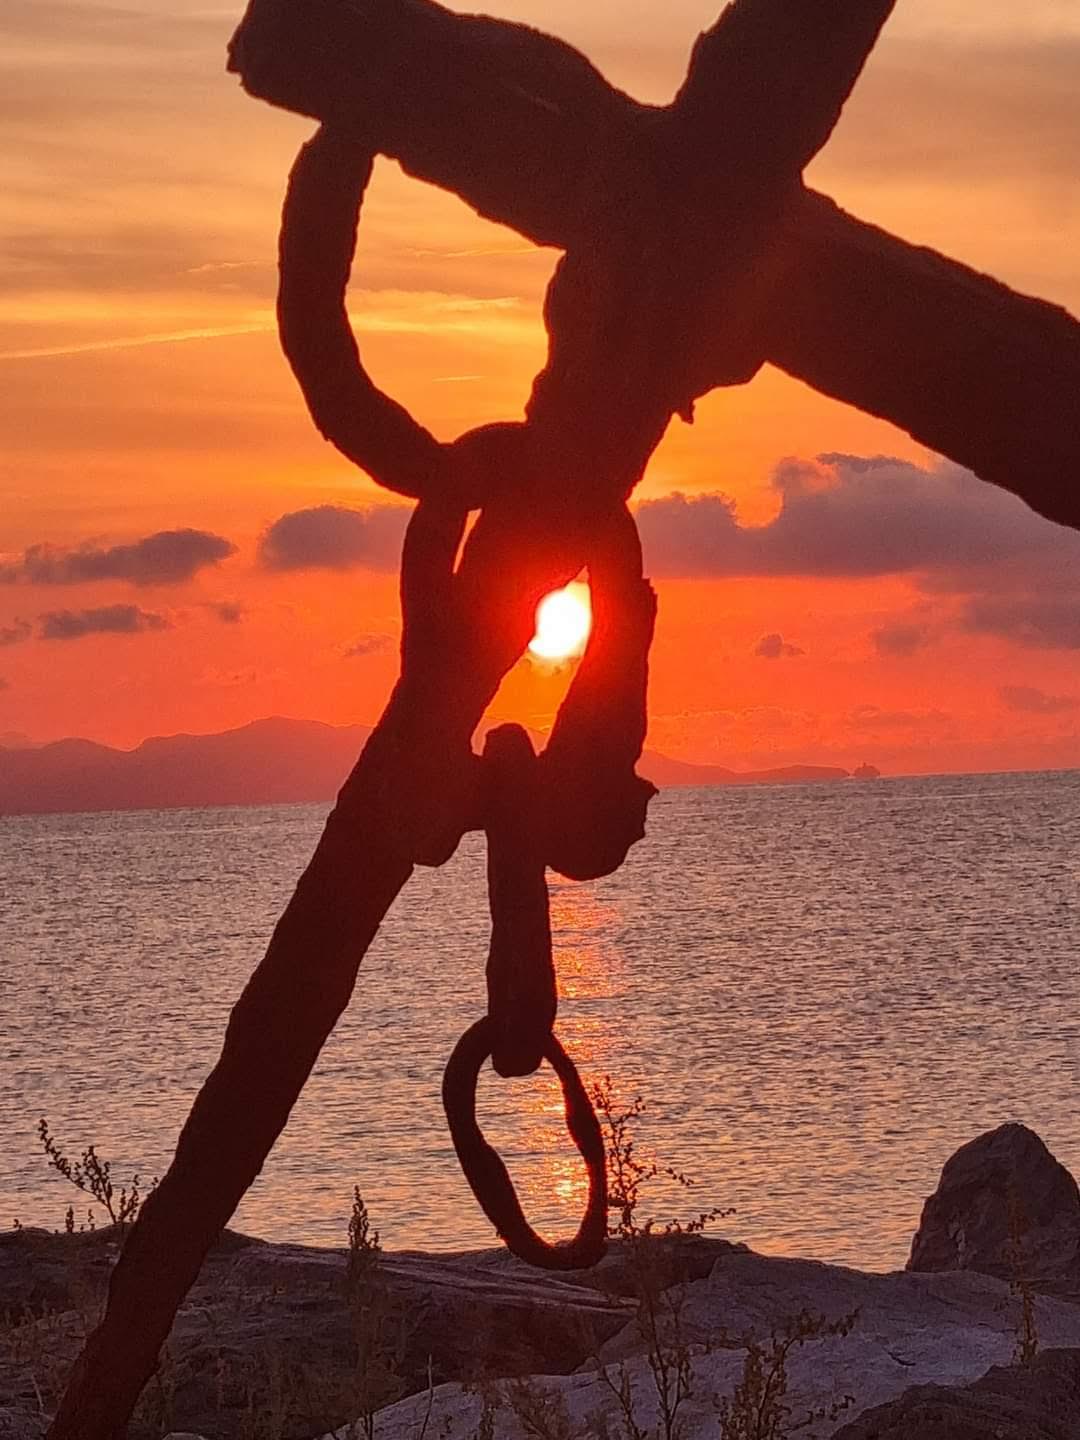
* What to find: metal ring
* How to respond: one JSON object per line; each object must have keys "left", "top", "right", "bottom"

{"left": 442, "top": 1017, "right": 608, "bottom": 1270}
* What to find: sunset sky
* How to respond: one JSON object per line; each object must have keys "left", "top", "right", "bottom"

{"left": 2, "top": 0, "right": 1078, "bottom": 775}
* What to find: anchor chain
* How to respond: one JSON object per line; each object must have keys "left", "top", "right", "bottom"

{"left": 283, "top": 126, "right": 660, "bottom": 1268}
{"left": 442, "top": 722, "right": 606, "bottom": 1270}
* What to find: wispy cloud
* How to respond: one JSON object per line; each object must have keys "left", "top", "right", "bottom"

{"left": 344, "top": 633, "right": 394, "bottom": 659}
{"left": 205, "top": 600, "right": 244, "bottom": 624}
{"left": 0, "top": 620, "right": 31, "bottom": 647}
{"left": 0, "top": 324, "right": 274, "bottom": 362}
{"left": 999, "top": 684, "right": 1077, "bottom": 714}
{"left": 184, "top": 261, "right": 264, "bottom": 276}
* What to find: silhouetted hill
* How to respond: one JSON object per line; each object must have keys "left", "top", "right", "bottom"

{"left": 0, "top": 718, "right": 371, "bottom": 815}
{"left": 638, "top": 753, "right": 850, "bottom": 789}
{"left": 0, "top": 717, "right": 849, "bottom": 816}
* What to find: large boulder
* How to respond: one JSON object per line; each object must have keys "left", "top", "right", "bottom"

{"left": 907, "top": 1123, "right": 1080, "bottom": 1300}
{"left": 831, "top": 1346, "right": 1080, "bottom": 1440}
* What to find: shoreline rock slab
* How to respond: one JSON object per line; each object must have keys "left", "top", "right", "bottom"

{"left": 359, "top": 1257, "right": 1080, "bottom": 1440}
{"left": 831, "top": 1346, "right": 1080, "bottom": 1439}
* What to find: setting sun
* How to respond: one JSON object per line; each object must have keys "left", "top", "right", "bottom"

{"left": 528, "top": 582, "right": 592, "bottom": 661}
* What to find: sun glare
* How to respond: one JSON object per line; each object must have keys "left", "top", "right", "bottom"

{"left": 529, "top": 582, "right": 592, "bottom": 661}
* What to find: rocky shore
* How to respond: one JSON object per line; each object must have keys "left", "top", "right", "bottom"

{"left": 3, "top": 1123, "right": 1079, "bottom": 1439}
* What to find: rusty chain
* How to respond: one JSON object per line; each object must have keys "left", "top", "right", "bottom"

{"left": 281, "top": 127, "right": 657, "bottom": 1266}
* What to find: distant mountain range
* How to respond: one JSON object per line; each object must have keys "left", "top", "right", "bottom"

{"left": 0, "top": 716, "right": 852, "bottom": 816}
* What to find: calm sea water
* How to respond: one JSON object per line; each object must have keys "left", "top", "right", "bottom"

{"left": 3, "top": 772, "right": 1079, "bottom": 1271}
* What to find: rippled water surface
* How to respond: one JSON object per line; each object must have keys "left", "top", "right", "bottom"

{"left": 4, "top": 771, "right": 1079, "bottom": 1270}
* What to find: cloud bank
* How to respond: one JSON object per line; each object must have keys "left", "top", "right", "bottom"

{"left": 636, "top": 456, "right": 1077, "bottom": 580}
{"left": 638, "top": 454, "right": 1080, "bottom": 650}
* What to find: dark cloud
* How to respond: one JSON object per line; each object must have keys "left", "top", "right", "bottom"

{"left": 754, "top": 632, "right": 804, "bottom": 660}
{"left": 258, "top": 505, "right": 410, "bottom": 573}
{"left": 344, "top": 634, "right": 394, "bottom": 658}
{"left": 634, "top": 493, "right": 741, "bottom": 578}
{"left": 0, "top": 678, "right": 8, "bottom": 692}
{"left": 38, "top": 605, "right": 170, "bottom": 641}
{"left": 3, "top": 529, "right": 235, "bottom": 587}
{"left": 0, "top": 620, "right": 31, "bottom": 647}
{"left": 871, "top": 622, "right": 932, "bottom": 658}
{"left": 207, "top": 600, "right": 244, "bottom": 624}
{"left": 963, "top": 596, "right": 1080, "bottom": 650}
{"left": 635, "top": 456, "right": 1077, "bottom": 580}
{"left": 999, "top": 685, "right": 1077, "bottom": 715}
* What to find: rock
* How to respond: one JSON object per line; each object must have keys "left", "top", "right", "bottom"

{"left": 907, "top": 1123, "right": 1080, "bottom": 1300}
{"left": 363, "top": 1250, "right": 1080, "bottom": 1440}
{"left": 0, "top": 1225, "right": 121, "bottom": 1316}
{"left": 495, "top": 1230, "right": 742, "bottom": 1299}
{"left": 0, "top": 1409, "right": 45, "bottom": 1440}
{"left": 0, "top": 1227, "right": 633, "bottom": 1439}
{"left": 831, "top": 1346, "right": 1080, "bottom": 1439}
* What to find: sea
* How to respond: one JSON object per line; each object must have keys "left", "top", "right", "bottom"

{"left": 3, "top": 770, "right": 1079, "bottom": 1272}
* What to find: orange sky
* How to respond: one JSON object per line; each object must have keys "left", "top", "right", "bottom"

{"left": 2, "top": 0, "right": 1079, "bottom": 775}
